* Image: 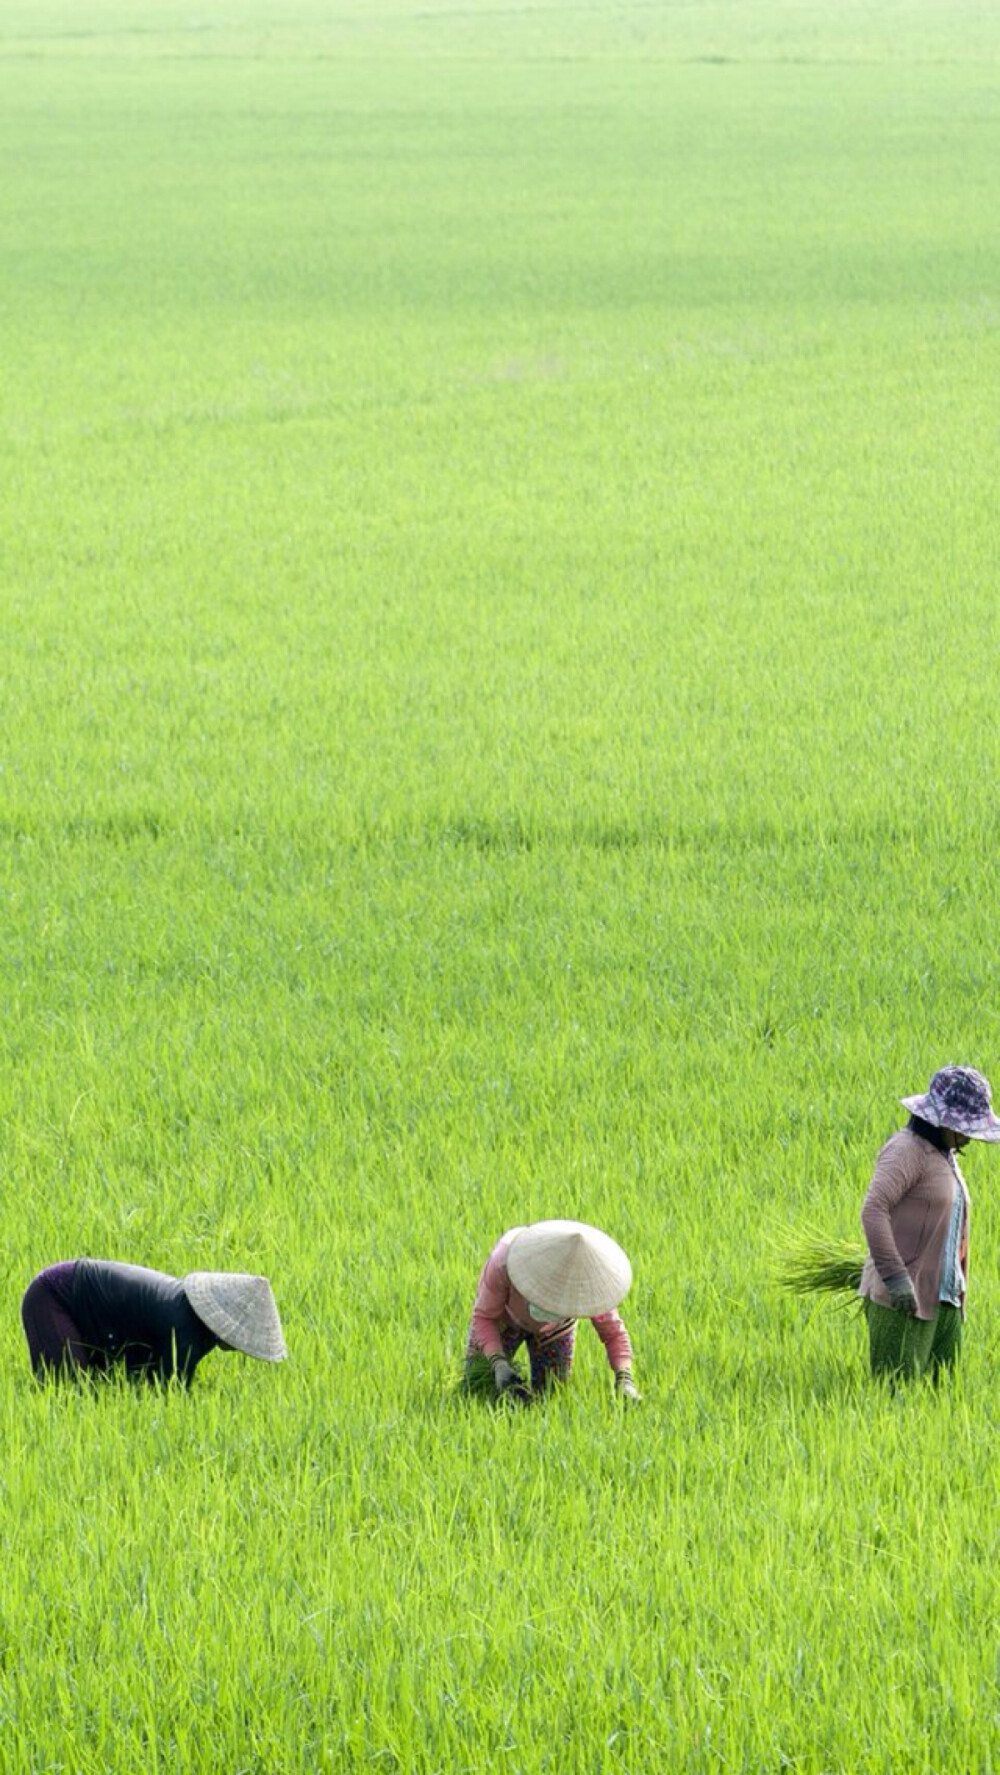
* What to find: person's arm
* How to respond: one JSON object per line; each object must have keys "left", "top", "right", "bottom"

{"left": 861, "top": 1144, "right": 919, "bottom": 1311}
{"left": 469, "top": 1237, "right": 533, "bottom": 1401}
{"left": 590, "top": 1310, "right": 640, "bottom": 1398}
{"left": 153, "top": 1334, "right": 200, "bottom": 1386}
{"left": 469, "top": 1241, "right": 514, "bottom": 1359}
{"left": 123, "top": 1286, "right": 213, "bottom": 1384}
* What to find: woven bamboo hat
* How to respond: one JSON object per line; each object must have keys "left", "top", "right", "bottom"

{"left": 506, "top": 1220, "right": 632, "bottom": 1317}
{"left": 182, "top": 1272, "right": 288, "bottom": 1362}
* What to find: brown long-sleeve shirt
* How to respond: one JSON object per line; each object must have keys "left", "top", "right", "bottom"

{"left": 859, "top": 1128, "right": 969, "bottom": 1320}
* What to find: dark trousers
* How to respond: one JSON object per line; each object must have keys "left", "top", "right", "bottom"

{"left": 865, "top": 1299, "right": 962, "bottom": 1383}
{"left": 21, "top": 1263, "right": 96, "bottom": 1377}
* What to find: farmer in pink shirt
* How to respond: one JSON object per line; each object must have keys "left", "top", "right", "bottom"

{"left": 462, "top": 1219, "right": 640, "bottom": 1405}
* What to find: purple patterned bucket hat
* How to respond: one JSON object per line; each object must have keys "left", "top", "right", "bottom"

{"left": 901, "top": 1065, "right": 1000, "bottom": 1142}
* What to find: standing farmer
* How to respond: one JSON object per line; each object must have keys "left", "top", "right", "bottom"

{"left": 859, "top": 1065, "right": 1000, "bottom": 1382}
{"left": 462, "top": 1219, "right": 640, "bottom": 1404}
{"left": 21, "top": 1259, "right": 287, "bottom": 1384}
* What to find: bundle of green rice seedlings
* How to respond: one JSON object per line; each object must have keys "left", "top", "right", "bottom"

{"left": 455, "top": 1352, "right": 531, "bottom": 1402}
{"left": 775, "top": 1227, "right": 866, "bottom": 1298}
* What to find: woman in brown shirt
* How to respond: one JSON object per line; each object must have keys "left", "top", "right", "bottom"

{"left": 859, "top": 1065, "right": 1000, "bottom": 1381}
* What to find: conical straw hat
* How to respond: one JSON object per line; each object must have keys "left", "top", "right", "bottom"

{"left": 506, "top": 1221, "right": 632, "bottom": 1317}
{"left": 182, "top": 1272, "right": 287, "bottom": 1362}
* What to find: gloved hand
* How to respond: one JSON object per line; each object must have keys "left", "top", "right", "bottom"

{"left": 614, "top": 1367, "right": 642, "bottom": 1403}
{"left": 490, "top": 1356, "right": 532, "bottom": 1404}
{"left": 885, "top": 1273, "right": 919, "bottom": 1317}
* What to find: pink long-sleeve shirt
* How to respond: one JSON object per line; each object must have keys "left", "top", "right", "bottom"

{"left": 468, "top": 1227, "right": 634, "bottom": 1370}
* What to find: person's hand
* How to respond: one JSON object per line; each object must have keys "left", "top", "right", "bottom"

{"left": 491, "top": 1357, "right": 532, "bottom": 1404}
{"left": 614, "top": 1368, "right": 642, "bottom": 1404}
{"left": 886, "top": 1274, "right": 919, "bottom": 1317}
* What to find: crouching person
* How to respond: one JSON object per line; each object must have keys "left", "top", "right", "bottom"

{"left": 461, "top": 1219, "right": 640, "bottom": 1405}
{"left": 21, "top": 1259, "right": 287, "bottom": 1385}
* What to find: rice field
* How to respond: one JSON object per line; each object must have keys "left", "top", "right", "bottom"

{"left": 3, "top": 0, "right": 1000, "bottom": 1768}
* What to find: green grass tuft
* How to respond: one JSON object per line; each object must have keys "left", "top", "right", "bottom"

{"left": 775, "top": 1228, "right": 867, "bottom": 1298}
{"left": 3, "top": 0, "right": 1000, "bottom": 1767}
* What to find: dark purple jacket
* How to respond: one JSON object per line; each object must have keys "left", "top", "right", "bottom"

{"left": 71, "top": 1260, "right": 219, "bottom": 1382}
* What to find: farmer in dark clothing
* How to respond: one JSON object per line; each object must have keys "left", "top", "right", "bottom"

{"left": 21, "top": 1259, "right": 287, "bottom": 1384}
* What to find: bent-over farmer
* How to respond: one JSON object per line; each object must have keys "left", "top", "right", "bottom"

{"left": 21, "top": 1259, "right": 287, "bottom": 1384}
{"left": 462, "top": 1219, "right": 640, "bottom": 1405}
{"left": 859, "top": 1065, "right": 1000, "bottom": 1382}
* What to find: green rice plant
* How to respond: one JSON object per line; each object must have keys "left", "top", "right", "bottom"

{"left": 3, "top": 0, "right": 1000, "bottom": 1768}
{"left": 775, "top": 1228, "right": 867, "bottom": 1299}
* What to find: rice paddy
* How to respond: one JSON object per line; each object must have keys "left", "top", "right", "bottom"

{"left": 3, "top": 1, "right": 1000, "bottom": 1768}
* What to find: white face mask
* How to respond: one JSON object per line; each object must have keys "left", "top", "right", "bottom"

{"left": 528, "top": 1303, "right": 562, "bottom": 1322}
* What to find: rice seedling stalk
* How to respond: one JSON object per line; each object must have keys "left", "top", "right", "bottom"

{"left": 775, "top": 1227, "right": 867, "bottom": 1297}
